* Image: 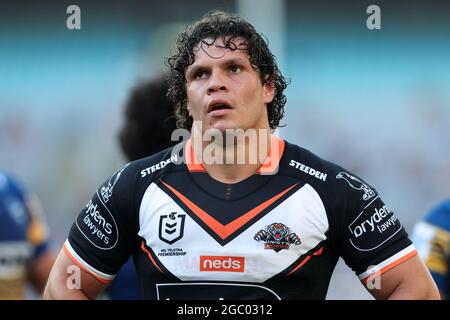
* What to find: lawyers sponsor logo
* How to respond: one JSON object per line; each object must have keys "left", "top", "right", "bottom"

{"left": 348, "top": 198, "right": 402, "bottom": 251}
{"left": 200, "top": 256, "right": 245, "bottom": 272}
{"left": 75, "top": 196, "right": 118, "bottom": 250}
{"left": 254, "top": 223, "right": 301, "bottom": 252}
{"left": 336, "top": 172, "right": 376, "bottom": 201}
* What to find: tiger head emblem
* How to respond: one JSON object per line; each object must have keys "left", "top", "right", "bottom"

{"left": 254, "top": 222, "right": 301, "bottom": 252}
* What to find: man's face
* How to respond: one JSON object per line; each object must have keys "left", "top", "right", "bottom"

{"left": 185, "top": 38, "right": 275, "bottom": 133}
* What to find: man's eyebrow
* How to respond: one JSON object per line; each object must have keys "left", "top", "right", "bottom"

{"left": 221, "top": 57, "right": 248, "bottom": 66}
{"left": 186, "top": 65, "right": 208, "bottom": 78}
{"left": 186, "top": 56, "right": 250, "bottom": 77}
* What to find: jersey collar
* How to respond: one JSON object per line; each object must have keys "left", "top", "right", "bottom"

{"left": 185, "top": 135, "right": 285, "bottom": 175}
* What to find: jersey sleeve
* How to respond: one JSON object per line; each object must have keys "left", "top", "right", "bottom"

{"left": 66, "top": 164, "right": 138, "bottom": 284}
{"left": 329, "top": 169, "right": 416, "bottom": 283}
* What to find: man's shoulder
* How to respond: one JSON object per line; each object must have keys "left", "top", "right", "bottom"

{"left": 96, "top": 145, "right": 184, "bottom": 204}
{"left": 280, "top": 140, "right": 379, "bottom": 203}
{"left": 0, "top": 172, "right": 23, "bottom": 196}
{"left": 0, "top": 173, "right": 30, "bottom": 240}
{"left": 128, "top": 144, "right": 185, "bottom": 180}
{"left": 424, "top": 199, "right": 450, "bottom": 232}
{"left": 280, "top": 140, "right": 344, "bottom": 185}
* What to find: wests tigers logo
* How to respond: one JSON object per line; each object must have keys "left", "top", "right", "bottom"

{"left": 254, "top": 223, "right": 301, "bottom": 252}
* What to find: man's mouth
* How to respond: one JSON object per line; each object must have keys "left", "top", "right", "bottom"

{"left": 207, "top": 100, "right": 233, "bottom": 113}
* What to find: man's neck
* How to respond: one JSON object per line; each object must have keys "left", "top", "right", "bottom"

{"left": 191, "top": 130, "right": 272, "bottom": 184}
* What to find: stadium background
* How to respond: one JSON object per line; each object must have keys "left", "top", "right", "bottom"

{"left": 0, "top": 0, "right": 449, "bottom": 299}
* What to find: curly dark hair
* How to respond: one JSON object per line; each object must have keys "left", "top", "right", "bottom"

{"left": 166, "top": 11, "right": 288, "bottom": 130}
{"left": 118, "top": 75, "right": 177, "bottom": 161}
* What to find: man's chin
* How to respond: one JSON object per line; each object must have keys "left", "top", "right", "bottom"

{"left": 205, "top": 121, "right": 241, "bottom": 133}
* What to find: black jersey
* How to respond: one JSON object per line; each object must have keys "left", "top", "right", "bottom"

{"left": 66, "top": 137, "right": 416, "bottom": 299}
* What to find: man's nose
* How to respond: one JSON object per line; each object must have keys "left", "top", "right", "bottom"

{"left": 207, "top": 71, "right": 227, "bottom": 94}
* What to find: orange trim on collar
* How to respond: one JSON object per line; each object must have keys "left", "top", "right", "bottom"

{"left": 185, "top": 139, "right": 206, "bottom": 172}
{"left": 256, "top": 135, "right": 285, "bottom": 175}
{"left": 185, "top": 135, "right": 285, "bottom": 175}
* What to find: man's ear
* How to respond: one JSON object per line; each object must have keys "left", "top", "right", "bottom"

{"left": 187, "top": 102, "right": 192, "bottom": 116}
{"left": 263, "top": 79, "right": 276, "bottom": 104}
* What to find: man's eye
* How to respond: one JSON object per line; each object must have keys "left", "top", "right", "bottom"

{"left": 194, "top": 71, "right": 206, "bottom": 79}
{"left": 229, "top": 65, "right": 242, "bottom": 73}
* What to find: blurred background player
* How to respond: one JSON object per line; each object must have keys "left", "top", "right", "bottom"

{"left": 103, "top": 74, "right": 177, "bottom": 299}
{"left": 0, "top": 172, "right": 55, "bottom": 299}
{"left": 412, "top": 199, "right": 450, "bottom": 299}
{"left": 117, "top": 75, "right": 178, "bottom": 163}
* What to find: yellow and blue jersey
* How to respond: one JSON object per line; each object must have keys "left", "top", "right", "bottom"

{"left": 412, "top": 200, "right": 450, "bottom": 299}
{"left": 0, "top": 172, "right": 50, "bottom": 299}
